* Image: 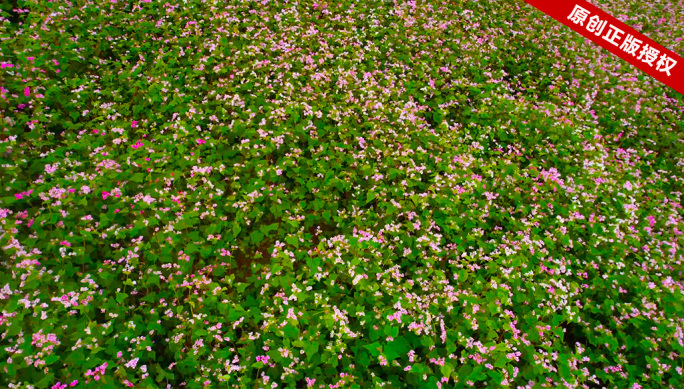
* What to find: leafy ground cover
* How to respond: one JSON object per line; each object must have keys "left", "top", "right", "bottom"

{"left": 1, "top": 0, "right": 683, "bottom": 388}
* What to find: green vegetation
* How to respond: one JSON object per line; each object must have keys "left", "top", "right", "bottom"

{"left": 1, "top": 0, "right": 683, "bottom": 388}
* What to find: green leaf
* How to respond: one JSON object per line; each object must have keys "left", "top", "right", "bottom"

{"left": 236, "top": 283, "right": 249, "bottom": 294}
{"left": 366, "top": 191, "right": 377, "bottom": 204}
{"left": 357, "top": 350, "right": 370, "bottom": 367}
{"left": 469, "top": 366, "right": 487, "bottom": 381}
{"left": 494, "top": 353, "right": 507, "bottom": 369}
{"left": 487, "top": 370, "right": 503, "bottom": 384}
{"left": 186, "top": 243, "right": 198, "bottom": 254}
{"left": 385, "top": 344, "right": 400, "bottom": 362}
{"left": 384, "top": 325, "right": 399, "bottom": 338}
{"left": 35, "top": 373, "right": 55, "bottom": 389}
{"left": 250, "top": 230, "right": 264, "bottom": 244}
{"left": 364, "top": 342, "right": 382, "bottom": 357}
{"left": 282, "top": 324, "right": 299, "bottom": 340}
{"left": 285, "top": 235, "right": 299, "bottom": 249}
{"left": 116, "top": 292, "right": 128, "bottom": 303}
{"left": 5, "top": 322, "right": 21, "bottom": 337}
{"left": 131, "top": 172, "right": 145, "bottom": 182}
{"left": 440, "top": 362, "right": 454, "bottom": 378}
{"left": 154, "top": 364, "right": 167, "bottom": 382}
{"left": 43, "top": 354, "right": 59, "bottom": 365}
{"left": 305, "top": 341, "right": 319, "bottom": 361}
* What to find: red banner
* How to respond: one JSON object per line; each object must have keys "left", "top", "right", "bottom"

{"left": 524, "top": 0, "right": 684, "bottom": 96}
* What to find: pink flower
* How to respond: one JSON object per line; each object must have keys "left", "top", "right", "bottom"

{"left": 0, "top": 63, "right": 13, "bottom": 69}
{"left": 60, "top": 241, "right": 71, "bottom": 247}
{"left": 125, "top": 357, "right": 139, "bottom": 369}
{"left": 256, "top": 355, "right": 270, "bottom": 363}
{"left": 131, "top": 120, "right": 137, "bottom": 128}
{"left": 14, "top": 193, "right": 23, "bottom": 200}
{"left": 102, "top": 191, "right": 110, "bottom": 200}
{"left": 196, "top": 138, "right": 206, "bottom": 144}
{"left": 70, "top": 381, "right": 78, "bottom": 387}
{"left": 24, "top": 87, "right": 30, "bottom": 97}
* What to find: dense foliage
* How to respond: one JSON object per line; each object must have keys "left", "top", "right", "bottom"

{"left": 1, "top": 0, "right": 683, "bottom": 388}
